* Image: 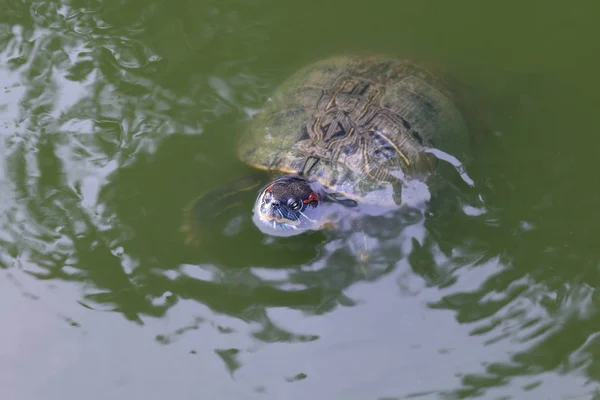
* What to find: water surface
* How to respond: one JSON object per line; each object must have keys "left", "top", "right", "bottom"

{"left": 1, "top": 0, "right": 600, "bottom": 399}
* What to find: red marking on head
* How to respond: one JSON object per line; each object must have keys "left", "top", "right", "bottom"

{"left": 303, "top": 191, "right": 319, "bottom": 204}
{"left": 265, "top": 183, "right": 275, "bottom": 192}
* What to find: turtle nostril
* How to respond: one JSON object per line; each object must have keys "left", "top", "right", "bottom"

{"left": 270, "top": 200, "right": 280, "bottom": 209}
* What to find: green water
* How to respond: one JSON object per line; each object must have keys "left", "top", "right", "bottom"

{"left": 1, "top": 0, "right": 599, "bottom": 398}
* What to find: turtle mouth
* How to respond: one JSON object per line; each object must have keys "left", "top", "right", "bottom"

{"left": 257, "top": 210, "right": 301, "bottom": 230}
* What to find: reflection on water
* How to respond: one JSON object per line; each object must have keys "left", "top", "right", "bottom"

{"left": 2, "top": 0, "right": 600, "bottom": 398}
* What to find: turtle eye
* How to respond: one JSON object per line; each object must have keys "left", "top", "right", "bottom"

{"left": 263, "top": 191, "right": 272, "bottom": 202}
{"left": 289, "top": 200, "right": 301, "bottom": 210}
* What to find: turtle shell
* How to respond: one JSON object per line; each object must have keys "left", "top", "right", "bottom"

{"left": 238, "top": 55, "right": 470, "bottom": 206}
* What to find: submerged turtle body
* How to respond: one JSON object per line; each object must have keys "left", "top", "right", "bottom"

{"left": 238, "top": 55, "right": 471, "bottom": 207}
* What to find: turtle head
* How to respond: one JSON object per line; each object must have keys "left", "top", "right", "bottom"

{"left": 253, "top": 175, "right": 325, "bottom": 236}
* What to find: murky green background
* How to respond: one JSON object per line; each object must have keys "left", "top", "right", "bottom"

{"left": 1, "top": 0, "right": 600, "bottom": 399}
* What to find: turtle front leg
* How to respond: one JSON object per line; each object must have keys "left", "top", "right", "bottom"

{"left": 181, "top": 174, "right": 266, "bottom": 245}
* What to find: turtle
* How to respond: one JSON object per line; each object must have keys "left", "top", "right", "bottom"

{"left": 183, "top": 54, "right": 473, "bottom": 241}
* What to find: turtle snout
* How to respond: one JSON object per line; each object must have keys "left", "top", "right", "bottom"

{"left": 262, "top": 198, "right": 283, "bottom": 218}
